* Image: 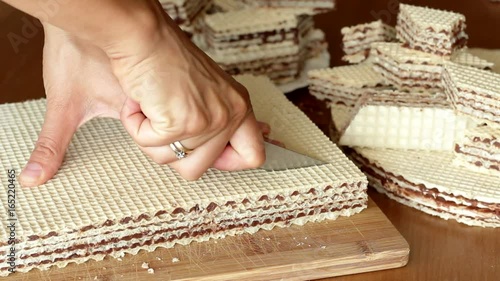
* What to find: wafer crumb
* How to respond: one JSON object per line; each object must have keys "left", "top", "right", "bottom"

{"left": 117, "top": 258, "right": 123, "bottom": 262}
{"left": 320, "top": 245, "right": 327, "bottom": 249}
{"left": 172, "top": 257, "right": 180, "bottom": 263}
{"left": 141, "top": 262, "right": 149, "bottom": 269}
{"left": 156, "top": 257, "right": 162, "bottom": 261}
{"left": 148, "top": 268, "right": 155, "bottom": 274}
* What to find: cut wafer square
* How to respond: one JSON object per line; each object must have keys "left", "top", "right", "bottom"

{"left": 396, "top": 4, "right": 468, "bottom": 57}
{"left": 442, "top": 63, "right": 500, "bottom": 126}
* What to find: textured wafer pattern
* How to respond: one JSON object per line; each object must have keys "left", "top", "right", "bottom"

{"left": 397, "top": 4, "right": 467, "bottom": 56}
{"left": 308, "top": 63, "right": 384, "bottom": 88}
{"left": 442, "top": 63, "right": 500, "bottom": 125}
{"left": 451, "top": 49, "right": 495, "bottom": 70}
{"left": 212, "top": 0, "right": 248, "bottom": 12}
{"left": 0, "top": 75, "right": 367, "bottom": 276}
{"left": 340, "top": 105, "right": 468, "bottom": 150}
{"left": 204, "top": 8, "right": 301, "bottom": 35}
{"left": 241, "top": 0, "right": 335, "bottom": 14}
{"left": 352, "top": 148, "right": 500, "bottom": 227}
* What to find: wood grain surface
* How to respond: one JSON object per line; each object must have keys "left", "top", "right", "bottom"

{"left": 1, "top": 1, "right": 499, "bottom": 281}
{"left": 4, "top": 199, "right": 408, "bottom": 281}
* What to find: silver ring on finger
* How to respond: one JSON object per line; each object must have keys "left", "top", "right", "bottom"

{"left": 169, "top": 141, "right": 194, "bottom": 159}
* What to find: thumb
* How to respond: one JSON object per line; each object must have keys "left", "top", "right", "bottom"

{"left": 19, "top": 100, "right": 80, "bottom": 187}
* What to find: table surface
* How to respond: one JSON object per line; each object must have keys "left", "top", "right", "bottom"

{"left": 0, "top": 2, "right": 499, "bottom": 281}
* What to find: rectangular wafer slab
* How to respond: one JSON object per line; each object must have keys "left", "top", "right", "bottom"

{"left": 0, "top": 75, "right": 367, "bottom": 276}
{"left": 202, "top": 8, "right": 323, "bottom": 84}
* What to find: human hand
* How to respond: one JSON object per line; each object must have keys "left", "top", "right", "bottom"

{"left": 102, "top": 5, "right": 265, "bottom": 180}
{"left": 20, "top": 20, "right": 266, "bottom": 186}
{"left": 18, "top": 23, "right": 128, "bottom": 187}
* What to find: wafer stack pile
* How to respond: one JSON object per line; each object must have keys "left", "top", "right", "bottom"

{"left": 308, "top": 3, "right": 499, "bottom": 227}
{"left": 195, "top": 0, "right": 334, "bottom": 89}
{"left": 0, "top": 75, "right": 368, "bottom": 276}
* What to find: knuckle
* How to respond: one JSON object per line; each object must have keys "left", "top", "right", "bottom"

{"left": 183, "top": 112, "right": 209, "bottom": 135}
{"left": 231, "top": 93, "right": 250, "bottom": 119}
{"left": 34, "top": 137, "right": 60, "bottom": 160}
{"left": 212, "top": 107, "right": 230, "bottom": 129}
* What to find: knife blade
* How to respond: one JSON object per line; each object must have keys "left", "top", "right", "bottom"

{"left": 260, "top": 142, "right": 327, "bottom": 171}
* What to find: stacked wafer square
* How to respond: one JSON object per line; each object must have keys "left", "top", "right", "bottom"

{"left": 397, "top": 3, "right": 468, "bottom": 57}
{"left": 193, "top": 1, "right": 333, "bottom": 90}
{"left": 0, "top": 75, "right": 368, "bottom": 276}
{"left": 308, "top": 3, "right": 499, "bottom": 227}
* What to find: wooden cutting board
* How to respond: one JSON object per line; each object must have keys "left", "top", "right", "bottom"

{"left": 6, "top": 198, "right": 409, "bottom": 281}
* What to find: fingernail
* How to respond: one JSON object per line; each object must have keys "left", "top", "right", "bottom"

{"left": 20, "top": 163, "right": 43, "bottom": 187}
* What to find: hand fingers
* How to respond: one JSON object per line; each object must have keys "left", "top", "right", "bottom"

{"left": 120, "top": 97, "right": 222, "bottom": 148}
{"left": 155, "top": 113, "right": 262, "bottom": 180}
{"left": 212, "top": 113, "right": 265, "bottom": 171}
{"left": 19, "top": 99, "right": 81, "bottom": 187}
{"left": 139, "top": 120, "right": 272, "bottom": 166}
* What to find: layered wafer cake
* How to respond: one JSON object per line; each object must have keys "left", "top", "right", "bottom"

{"left": 397, "top": 4, "right": 468, "bottom": 57}
{"left": 454, "top": 124, "right": 500, "bottom": 176}
{"left": 0, "top": 75, "right": 368, "bottom": 276}
{"left": 203, "top": 8, "right": 327, "bottom": 84}
{"left": 351, "top": 148, "right": 499, "bottom": 227}
{"left": 159, "top": 0, "right": 212, "bottom": 34}
{"left": 341, "top": 20, "right": 397, "bottom": 64}
{"left": 442, "top": 63, "right": 500, "bottom": 126}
